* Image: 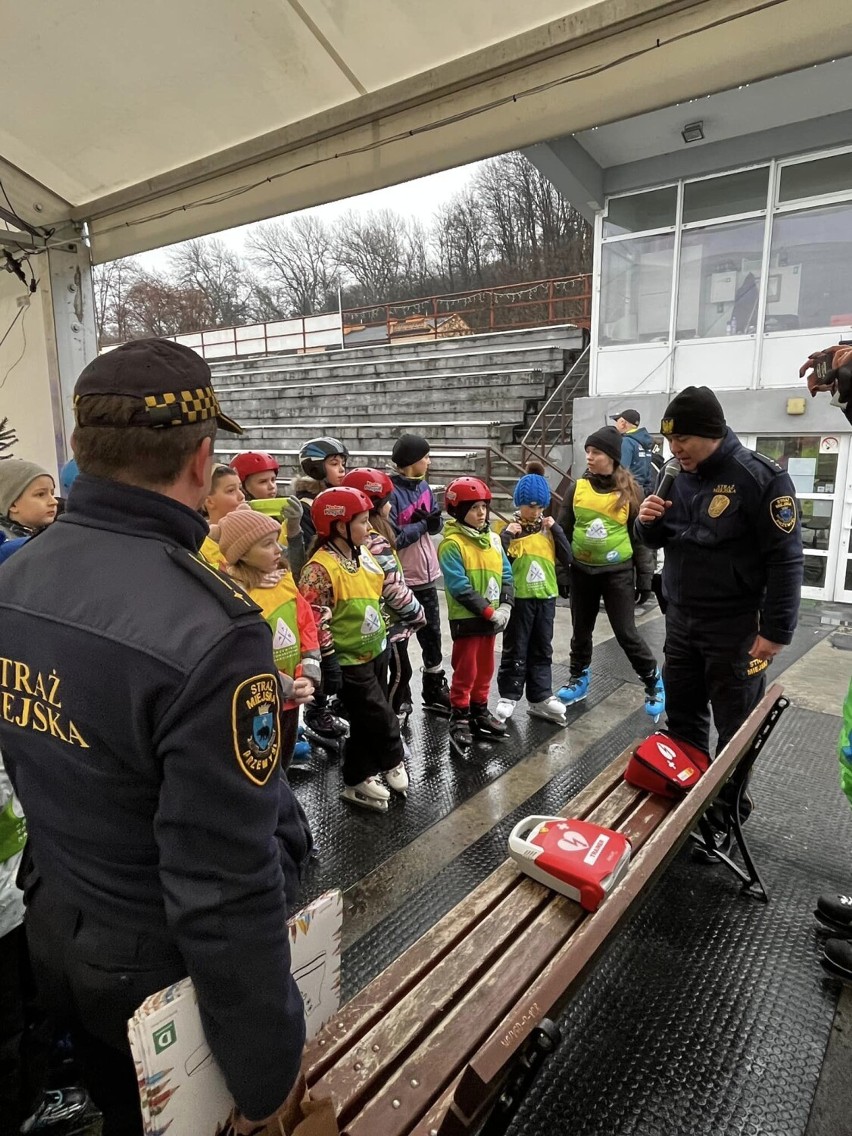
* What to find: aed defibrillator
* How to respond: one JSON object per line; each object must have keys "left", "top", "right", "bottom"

{"left": 508, "top": 816, "right": 631, "bottom": 912}
{"left": 624, "top": 733, "right": 710, "bottom": 798}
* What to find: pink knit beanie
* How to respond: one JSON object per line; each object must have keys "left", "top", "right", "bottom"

{"left": 209, "top": 505, "right": 280, "bottom": 564}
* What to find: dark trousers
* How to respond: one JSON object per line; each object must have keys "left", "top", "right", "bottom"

{"left": 278, "top": 704, "right": 299, "bottom": 773}
{"left": 497, "top": 597, "right": 556, "bottom": 704}
{"left": 0, "top": 924, "right": 50, "bottom": 1135}
{"left": 339, "top": 650, "right": 404, "bottom": 785}
{"left": 24, "top": 884, "right": 186, "bottom": 1136}
{"left": 387, "top": 635, "right": 413, "bottom": 712}
{"left": 569, "top": 564, "right": 656, "bottom": 679}
{"left": 450, "top": 635, "right": 495, "bottom": 709}
{"left": 411, "top": 585, "right": 443, "bottom": 670}
{"left": 663, "top": 603, "right": 766, "bottom": 756}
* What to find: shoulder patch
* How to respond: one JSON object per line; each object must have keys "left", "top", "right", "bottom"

{"left": 168, "top": 547, "right": 262, "bottom": 618}
{"left": 753, "top": 451, "right": 785, "bottom": 474}
{"left": 231, "top": 673, "right": 280, "bottom": 785}
{"left": 770, "top": 495, "right": 797, "bottom": 533}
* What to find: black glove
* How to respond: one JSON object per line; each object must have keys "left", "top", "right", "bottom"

{"left": 558, "top": 583, "right": 570, "bottom": 600}
{"left": 425, "top": 510, "right": 442, "bottom": 534}
{"left": 321, "top": 655, "right": 343, "bottom": 696}
{"left": 409, "top": 506, "right": 429, "bottom": 524}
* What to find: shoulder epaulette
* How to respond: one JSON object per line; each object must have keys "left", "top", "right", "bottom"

{"left": 167, "top": 547, "right": 262, "bottom": 618}
{"left": 752, "top": 451, "right": 785, "bottom": 475}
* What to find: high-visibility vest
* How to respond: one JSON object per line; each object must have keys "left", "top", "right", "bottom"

{"left": 572, "top": 480, "right": 632, "bottom": 567}
{"left": 250, "top": 575, "right": 303, "bottom": 678}
{"left": 507, "top": 528, "right": 558, "bottom": 599}
{"left": 310, "top": 546, "right": 387, "bottom": 665}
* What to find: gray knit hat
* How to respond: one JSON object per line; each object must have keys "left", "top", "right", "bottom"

{"left": 0, "top": 459, "right": 54, "bottom": 517}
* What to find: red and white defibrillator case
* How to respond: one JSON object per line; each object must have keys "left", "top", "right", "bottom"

{"left": 624, "top": 733, "right": 710, "bottom": 798}
{"left": 508, "top": 816, "right": 631, "bottom": 912}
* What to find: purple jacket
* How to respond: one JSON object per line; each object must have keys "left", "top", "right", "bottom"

{"left": 389, "top": 474, "right": 442, "bottom": 588}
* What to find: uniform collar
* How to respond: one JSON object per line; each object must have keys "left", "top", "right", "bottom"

{"left": 62, "top": 472, "right": 208, "bottom": 551}
{"left": 694, "top": 428, "right": 739, "bottom": 476}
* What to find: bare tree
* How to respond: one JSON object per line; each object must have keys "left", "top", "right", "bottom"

{"left": 123, "top": 274, "right": 213, "bottom": 338}
{"left": 170, "top": 238, "right": 257, "bottom": 327}
{"left": 247, "top": 215, "right": 338, "bottom": 317}
{"left": 334, "top": 209, "right": 413, "bottom": 305}
{"left": 92, "top": 258, "right": 143, "bottom": 345}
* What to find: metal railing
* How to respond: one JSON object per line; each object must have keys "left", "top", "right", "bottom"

{"left": 342, "top": 274, "right": 591, "bottom": 347}
{"left": 482, "top": 445, "right": 570, "bottom": 520}
{"left": 520, "top": 343, "right": 591, "bottom": 466}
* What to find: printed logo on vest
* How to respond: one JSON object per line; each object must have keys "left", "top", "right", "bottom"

{"left": 605, "top": 549, "right": 621, "bottom": 562}
{"left": 526, "top": 561, "right": 546, "bottom": 585}
{"left": 486, "top": 577, "right": 500, "bottom": 604}
{"left": 273, "top": 618, "right": 297, "bottom": 650}
{"left": 361, "top": 605, "right": 382, "bottom": 635}
{"left": 585, "top": 519, "right": 608, "bottom": 541}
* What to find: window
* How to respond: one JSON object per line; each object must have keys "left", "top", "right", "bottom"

{"left": 676, "top": 219, "right": 766, "bottom": 338}
{"left": 682, "top": 168, "right": 769, "bottom": 224}
{"left": 766, "top": 201, "right": 852, "bottom": 332}
{"left": 603, "top": 187, "right": 677, "bottom": 238}
{"left": 600, "top": 235, "right": 675, "bottom": 345}
{"left": 779, "top": 151, "right": 852, "bottom": 203}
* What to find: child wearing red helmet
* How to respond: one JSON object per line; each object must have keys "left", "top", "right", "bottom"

{"left": 342, "top": 469, "right": 426, "bottom": 728}
{"left": 299, "top": 486, "right": 409, "bottom": 810}
{"left": 438, "top": 477, "right": 514, "bottom": 754}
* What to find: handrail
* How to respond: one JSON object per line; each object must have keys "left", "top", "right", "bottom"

{"left": 520, "top": 343, "right": 590, "bottom": 454}
{"left": 482, "top": 444, "right": 569, "bottom": 519}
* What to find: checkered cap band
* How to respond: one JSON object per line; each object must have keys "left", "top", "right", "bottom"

{"left": 142, "top": 386, "right": 223, "bottom": 427}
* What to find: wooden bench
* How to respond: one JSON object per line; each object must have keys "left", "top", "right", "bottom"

{"left": 302, "top": 684, "right": 789, "bottom": 1136}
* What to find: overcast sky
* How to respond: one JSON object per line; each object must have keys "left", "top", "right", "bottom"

{"left": 134, "top": 160, "right": 484, "bottom": 271}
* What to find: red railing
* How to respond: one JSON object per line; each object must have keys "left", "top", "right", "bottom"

{"left": 342, "top": 273, "right": 592, "bottom": 347}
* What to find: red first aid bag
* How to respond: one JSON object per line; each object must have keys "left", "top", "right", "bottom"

{"left": 624, "top": 733, "right": 710, "bottom": 798}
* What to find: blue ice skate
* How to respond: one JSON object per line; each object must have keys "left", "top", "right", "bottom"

{"left": 557, "top": 668, "right": 590, "bottom": 706}
{"left": 643, "top": 668, "right": 665, "bottom": 724}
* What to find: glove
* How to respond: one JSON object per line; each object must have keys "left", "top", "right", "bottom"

{"left": 281, "top": 496, "right": 304, "bottom": 538}
{"left": 558, "top": 583, "right": 570, "bottom": 600}
{"left": 425, "top": 510, "right": 442, "bottom": 535}
{"left": 799, "top": 345, "right": 852, "bottom": 397}
{"left": 321, "top": 655, "right": 343, "bottom": 696}
{"left": 409, "top": 506, "right": 429, "bottom": 524}
{"left": 489, "top": 604, "right": 512, "bottom": 632}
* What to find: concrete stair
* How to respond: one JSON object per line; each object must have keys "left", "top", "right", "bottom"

{"left": 213, "top": 325, "right": 585, "bottom": 492}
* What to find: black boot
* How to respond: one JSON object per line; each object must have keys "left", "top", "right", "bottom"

{"left": 815, "top": 892, "right": 852, "bottom": 938}
{"left": 470, "top": 702, "right": 508, "bottom": 740}
{"left": 449, "top": 707, "right": 473, "bottom": 754}
{"left": 422, "top": 668, "right": 452, "bottom": 716}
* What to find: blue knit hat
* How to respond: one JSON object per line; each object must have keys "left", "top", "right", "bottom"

{"left": 513, "top": 471, "right": 551, "bottom": 508}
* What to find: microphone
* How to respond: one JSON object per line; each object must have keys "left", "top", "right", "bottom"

{"left": 654, "top": 459, "right": 681, "bottom": 502}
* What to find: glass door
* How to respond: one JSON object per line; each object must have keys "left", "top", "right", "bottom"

{"left": 752, "top": 433, "right": 848, "bottom": 601}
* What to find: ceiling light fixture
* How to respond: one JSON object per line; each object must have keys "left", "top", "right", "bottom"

{"left": 681, "top": 121, "right": 705, "bottom": 144}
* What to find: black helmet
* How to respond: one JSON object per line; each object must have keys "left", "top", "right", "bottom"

{"left": 299, "top": 436, "right": 349, "bottom": 481}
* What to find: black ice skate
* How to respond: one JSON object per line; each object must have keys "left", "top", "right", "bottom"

{"left": 470, "top": 702, "right": 508, "bottom": 741}
{"left": 303, "top": 703, "right": 348, "bottom": 755}
{"left": 449, "top": 708, "right": 473, "bottom": 756}
{"left": 815, "top": 892, "right": 852, "bottom": 938}
{"left": 422, "top": 667, "right": 452, "bottom": 717}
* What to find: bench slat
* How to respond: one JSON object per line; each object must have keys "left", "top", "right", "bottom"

{"left": 304, "top": 751, "right": 631, "bottom": 1082}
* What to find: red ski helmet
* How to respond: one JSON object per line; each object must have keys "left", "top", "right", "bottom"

{"left": 342, "top": 467, "right": 394, "bottom": 508}
{"left": 230, "top": 451, "right": 279, "bottom": 482}
{"left": 444, "top": 476, "right": 492, "bottom": 514}
{"left": 311, "top": 486, "right": 373, "bottom": 538}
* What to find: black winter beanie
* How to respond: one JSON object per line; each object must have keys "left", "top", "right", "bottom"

{"left": 661, "top": 386, "right": 726, "bottom": 438}
{"left": 584, "top": 426, "right": 623, "bottom": 466}
{"left": 392, "top": 434, "right": 430, "bottom": 468}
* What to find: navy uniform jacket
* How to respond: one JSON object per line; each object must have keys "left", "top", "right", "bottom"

{"left": 0, "top": 473, "right": 308, "bottom": 1119}
{"left": 634, "top": 429, "right": 803, "bottom": 644}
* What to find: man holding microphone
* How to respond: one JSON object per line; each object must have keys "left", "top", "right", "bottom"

{"left": 634, "top": 385, "right": 803, "bottom": 772}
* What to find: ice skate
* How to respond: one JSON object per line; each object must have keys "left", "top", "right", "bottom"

{"left": 821, "top": 936, "right": 852, "bottom": 984}
{"left": 815, "top": 892, "right": 852, "bottom": 938}
{"left": 395, "top": 700, "right": 413, "bottom": 729}
{"left": 557, "top": 668, "right": 590, "bottom": 706}
{"left": 449, "top": 708, "right": 473, "bottom": 756}
{"left": 422, "top": 667, "right": 452, "bottom": 717}
{"left": 643, "top": 668, "right": 665, "bottom": 724}
{"left": 384, "top": 762, "right": 410, "bottom": 796}
{"left": 20, "top": 1088, "right": 91, "bottom": 1134}
{"left": 470, "top": 702, "right": 508, "bottom": 741}
{"left": 527, "top": 696, "right": 568, "bottom": 725}
{"left": 303, "top": 703, "right": 349, "bottom": 755}
{"left": 494, "top": 697, "right": 516, "bottom": 722}
{"left": 341, "top": 776, "right": 390, "bottom": 812}
{"left": 289, "top": 725, "right": 313, "bottom": 770}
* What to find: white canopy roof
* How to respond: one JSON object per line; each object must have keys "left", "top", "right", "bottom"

{"left": 3, "top": 0, "right": 851, "bottom": 262}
